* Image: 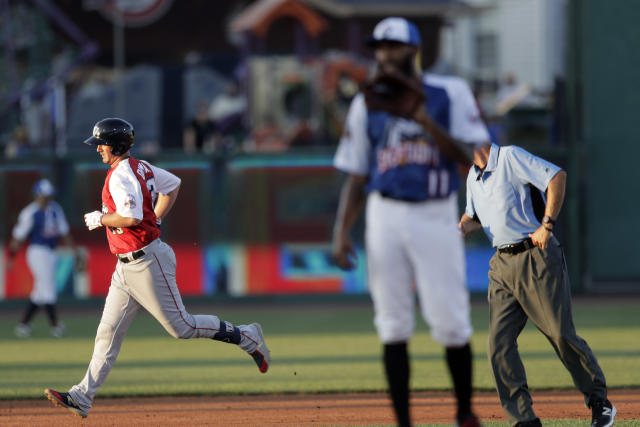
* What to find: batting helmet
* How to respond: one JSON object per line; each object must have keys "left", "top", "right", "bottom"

{"left": 83, "top": 117, "right": 134, "bottom": 156}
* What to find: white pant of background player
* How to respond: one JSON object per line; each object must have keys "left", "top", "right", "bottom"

{"left": 67, "top": 238, "right": 262, "bottom": 412}
{"left": 366, "top": 192, "right": 472, "bottom": 346}
{"left": 26, "top": 244, "right": 58, "bottom": 305}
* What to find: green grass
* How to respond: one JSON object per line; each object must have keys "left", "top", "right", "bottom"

{"left": 0, "top": 297, "right": 639, "bottom": 401}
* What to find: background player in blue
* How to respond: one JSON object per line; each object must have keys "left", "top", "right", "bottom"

{"left": 332, "top": 17, "right": 490, "bottom": 427}
{"left": 8, "top": 179, "right": 76, "bottom": 338}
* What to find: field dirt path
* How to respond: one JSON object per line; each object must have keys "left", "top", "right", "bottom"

{"left": 1, "top": 389, "right": 639, "bottom": 426}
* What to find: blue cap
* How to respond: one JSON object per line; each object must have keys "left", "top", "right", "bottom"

{"left": 33, "top": 179, "right": 55, "bottom": 197}
{"left": 367, "top": 17, "right": 422, "bottom": 47}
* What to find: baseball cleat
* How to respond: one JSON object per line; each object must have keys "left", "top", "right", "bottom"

{"left": 591, "top": 399, "right": 616, "bottom": 427}
{"left": 44, "top": 388, "right": 88, "bottom": 418}
{"left": 248, "top": 323, "right": 270, "bottom": 373}
{"left": 14, "top": 323, "right": 31, "bottom": 338}
{"left": 51, "top": 323, "right": 67, "bottom": 338}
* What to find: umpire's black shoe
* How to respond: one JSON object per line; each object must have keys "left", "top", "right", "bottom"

{"left": 514, "top": 418, "right": 542, "bottom": 427}
{"left": 44, "top": 388, "right": 89, "bottom": 418}
{"left": 591, "top": 399, "right": 616, "bottom": 427}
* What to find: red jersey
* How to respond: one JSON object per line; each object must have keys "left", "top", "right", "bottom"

{"left": 101, "top": 157, "right": 161, "bottom": 254}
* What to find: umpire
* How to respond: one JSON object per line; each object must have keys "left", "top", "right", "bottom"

{"left": 458, "top": 142, "right": 616, "bottom": 427}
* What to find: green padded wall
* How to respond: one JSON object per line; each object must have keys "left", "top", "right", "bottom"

{"left": 582, "top": 1, "right": 640, "bottom": 282}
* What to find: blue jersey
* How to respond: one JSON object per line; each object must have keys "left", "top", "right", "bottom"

{"left": 12, "top": 201, "right": 70, "bottom": 249}
{"left": 334, "top": 73, "right": 490, "bottom": 201}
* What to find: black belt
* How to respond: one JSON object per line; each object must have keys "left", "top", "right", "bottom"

{"left": 498, "top": 238, "right": 535, "bottom": 255}
{"left": 117, "top": 249, "right": 145, "bottom": 263}
{"left": 379, "top": 192, "right": 426, "bottom": 203}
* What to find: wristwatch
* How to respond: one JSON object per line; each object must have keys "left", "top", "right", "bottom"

{"left": 542, "top": 215, "right": 555, "bottom": 226}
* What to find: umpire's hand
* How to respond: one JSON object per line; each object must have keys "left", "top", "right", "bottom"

{"left": 332, "top": 234, "right": 356, "bottom": 270}
{"left": 529, "top": 226, "right": 552, "bottom": 249}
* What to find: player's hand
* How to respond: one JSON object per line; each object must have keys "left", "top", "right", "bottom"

{"left": 332, "top": 235, "right": 357, "bottom": 271}
{"left": 529, "top": 226, "right": 552, "bottom": 249}
{"left": 84, "top": 211, "right": 104, "bottom": 231}
{"left": 458, "top": 214, "right": 482, "bottom": 237}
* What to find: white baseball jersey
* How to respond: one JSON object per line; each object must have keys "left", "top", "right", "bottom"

{"left": 335, "top": 73, "right": 489, "bottom": 201}
{"left": 13, "top": 200, "right": 70, "bottom": 304}
{"left": 334, "top": 73, "right": 489, "bottom": 346}
{"left": 13, "top": 201, "right": 69, "bottom": 247}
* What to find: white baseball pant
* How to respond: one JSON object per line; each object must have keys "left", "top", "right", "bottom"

{"left": 26, "top": 244, "right": 58, "bottom": 305}
{"left": 365, "top": 192, "right": 472, "bottom": 347}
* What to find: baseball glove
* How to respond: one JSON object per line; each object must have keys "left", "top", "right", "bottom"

{"left": 362, "top": 69, "right": 425, "bottom": 118}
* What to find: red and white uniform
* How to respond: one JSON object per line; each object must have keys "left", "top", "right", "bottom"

{"left": 100, "top": 157, "right": 178, "bottom": 253}
{"left": 68, "top": 158, "right": 261, "bottom": 412}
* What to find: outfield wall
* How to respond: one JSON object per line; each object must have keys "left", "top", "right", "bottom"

{"left": 0, "top": 154, "right": 494, "bottom": 300}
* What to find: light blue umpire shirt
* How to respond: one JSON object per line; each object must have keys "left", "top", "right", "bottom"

{"left": 465, "top": 143, "right": 562, "bottom": 248}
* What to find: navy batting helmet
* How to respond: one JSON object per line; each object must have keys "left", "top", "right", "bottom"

{"left": 83, "top": 117, "right": 134, "bottom": 156}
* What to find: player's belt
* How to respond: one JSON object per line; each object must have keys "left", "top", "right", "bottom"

{"left": 379, "top": 191, "right": 426, "bottom": 203}
{"left": 117, "top": 249, "right": 146, "bottom": 263}
{"left": 498, "top": 238, "right": 534, "bottom": 255}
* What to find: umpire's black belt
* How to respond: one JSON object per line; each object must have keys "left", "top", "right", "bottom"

{"left": 498, "top": 238, "right": 535, "bottom": 255}
{"left": 117, "top": 249, "right": 146, "bottom": 263}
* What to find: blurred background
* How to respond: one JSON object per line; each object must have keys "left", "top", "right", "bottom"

{"left": 0, "top": 0, "right": 638, "bottom": 302}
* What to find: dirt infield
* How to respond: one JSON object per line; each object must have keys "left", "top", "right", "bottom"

{"left": 1, "top": 389, "right": 639, "bottom": 426}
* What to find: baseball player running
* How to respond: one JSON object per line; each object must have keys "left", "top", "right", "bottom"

{"left": 44, "top": 118, "right": 269, "bottom": 418}
{"left": 332, "top": 17, "right": 489, "bottom": 427}
{"left": 8, "top": 179, "right": 75, "bottom": 338}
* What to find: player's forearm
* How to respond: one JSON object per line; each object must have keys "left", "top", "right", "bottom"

{"left": 183, "top": 130, "right": 196, "bottom": 153}
{"left": 333, "top": 175, "right": 367, "bottom": 240}
{"left": 101, "top": 212, "right": 141, "bottom": 228}
{"left": 544, "top": 170, "right": 566, "bottom": 220}
{"left": 154, "top": 186, "right": 180, "bottom": 221}
{"left": 414, "top": 112, "right": 474, "bottom": 165}
{"left": 8, "top": 238, "right": 22, "bottom": 256}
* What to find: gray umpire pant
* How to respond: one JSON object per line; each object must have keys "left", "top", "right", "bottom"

{"left": 487, "top": 236, "right": 607, "bottom": 425}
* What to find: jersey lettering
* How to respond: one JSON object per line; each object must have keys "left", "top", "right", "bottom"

{"left": 136, "top": 161, "right": 151, "bottom": 178}
{"left": 146, "top": 178, "right": 157, "bottom": 208}
{"left": 109, "top": 226, "right": 124, "bottom": 235}
{"left": 377, "top": 139, "right": 440, "bottom": 173}
{"left": 137, "top": 161, "right": 158, "bottom": 207}
{"left": 367, "top": 110, "right": 457, "bottom": 201}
